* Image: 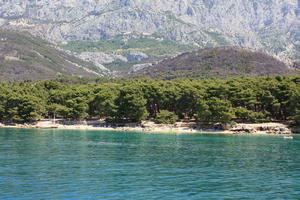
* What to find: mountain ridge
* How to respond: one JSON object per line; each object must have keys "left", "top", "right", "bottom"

{"left": 0, "top": 0, "right": 299, "bottom": 62}
{"left": 0, "top": 29, "right": 110, "bottom": 80}
{"left": 0, "top": 0, "right": 299, "bottom": 79}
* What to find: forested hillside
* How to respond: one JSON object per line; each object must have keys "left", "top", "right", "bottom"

{"left": 131, "top": 46, "right": 298, "bottom": 79}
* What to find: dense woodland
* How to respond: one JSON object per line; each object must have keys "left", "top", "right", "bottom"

{"left": 0, "top": 76, "right": 299, "bottom": 126}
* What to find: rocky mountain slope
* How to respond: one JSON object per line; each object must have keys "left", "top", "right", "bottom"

{"left": 61, "top": 35, "right": 198, "bottom": 74}
{"left": 0, "top": 0, "right": 298, "bottom": 72}
{"left": 130, "top": 46, "right": 298, "bottom": 79}
{"left": 0, "top": 30, "right": 109, "bottom": 80}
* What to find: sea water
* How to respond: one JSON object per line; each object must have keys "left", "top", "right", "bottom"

{"left": 0, "top": 128, "right": 299, "bottom": 199}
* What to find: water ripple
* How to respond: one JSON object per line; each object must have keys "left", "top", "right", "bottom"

{"left": 0, "top": 129, "right": 299, "bottom": 199}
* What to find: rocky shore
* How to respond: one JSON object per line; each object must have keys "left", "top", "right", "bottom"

{"left": 229, "top": 123, "right": 292, "bottom": 134}
{"left": 0, "top": 120, "right": 298, "bottom": 135}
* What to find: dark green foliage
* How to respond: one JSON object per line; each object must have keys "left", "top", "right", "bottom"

{"left": 47, "top": 103, "right": 69, "bottom": 119}
{"left": 155, "top": 110, "right": 178, "bottom": 124}
{"left": 4, "top": 94, "right": 45, "bottom": 122}
{"left": 196, "top": 98, "right": 235, "bottom": 123}
{"left": 0, "top": 93, "right": 6, "bottom": 121}
{"left": 293, "top": 110, "right": 300, "bottom": 126}
{"left": 0, "top": 76, "right": 299, "bottom": 126}
{"left": 114, "top": 85, "right": 149, "bottom": 122}
{"left": 47, "top": 85, "right": 91, "bottom": 119}
{"left": 89, "top": 84, "right": 119, "bottom": 117}
{"left": 234, "top": 107, "right": 264, "bottom": 123}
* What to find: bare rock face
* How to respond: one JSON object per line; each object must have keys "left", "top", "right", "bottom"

{"left": 0, "top": 0, "right": 299, "bottom": 61}
{"left": 79, "top": 51, "right": 149, "bottom": 70}
{"left": 123, "top": 52, "right": 149, "bottom": 62}
{"left": 231, "top": 123, "right": 292, "bottom": 134}
{"left": 131, "top": 63, "right": 153, "bottom": 73}
{"left": 79, "top": 52, "right": 128, "bottom": 65}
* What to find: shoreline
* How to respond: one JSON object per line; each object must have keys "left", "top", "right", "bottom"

{"left": 0, "top": 120, "right": 298, "bottom": 135}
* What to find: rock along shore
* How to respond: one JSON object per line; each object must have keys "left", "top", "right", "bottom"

{"left": 0, "top": 120, "right": 298, "bottom": 135}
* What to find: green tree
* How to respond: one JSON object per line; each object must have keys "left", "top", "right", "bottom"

{"left": 89, "top": 84, "right": 119, "bottom": 118}
{"left": 4, "top": 94, "right": 45, "bottom": 122}
{"left": 196, "top": 97, "right": 234, "bottom": 124}
{"left": 47, "top": 86, "right": 91, "bottom": 119}
{"left": 47, "top": 103, "right": 70, "bottom": 119}
{"left": 234, "top": 107, "right": 265, "bottom": 122}
{"left": 0, "top": 93, "right": 7, "bottom": 121}
{"left": 65, "top": 97, "right": 89, "bottom": 119}
{"left": 175, "top": 80, "right": 204, "bottom": 119}
{"left": 114, "top": 85, "right": 149, "bottom": 122}
{"left": 159, "top": 81, "right": 181, "bottom": 114}
{"left": 155, "top": 110, "right": 178, "bottom": 124}
{"left": 138, "top": 80, "right": 161, "bottom": 118}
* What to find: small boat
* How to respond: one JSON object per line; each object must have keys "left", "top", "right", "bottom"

{"left": 283, "top": 136, "right": 293, "bottom": 139}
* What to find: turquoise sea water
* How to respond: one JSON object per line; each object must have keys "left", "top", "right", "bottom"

{"left": 0, "top": 128, "right": 299, "bottom": 200}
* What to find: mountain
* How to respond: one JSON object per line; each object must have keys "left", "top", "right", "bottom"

{"left": 0, "top": 0, "right": 299, "bottom": 73}
{"left": 62, "top": 35, "right": 198, "bottom": 74}
{"left": 129, "top": 46, "right": 298, "bottom": 79}
{"left": 0, "top": 29, "right": 110, "bottom": 80}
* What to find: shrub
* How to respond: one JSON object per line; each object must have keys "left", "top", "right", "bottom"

{"left": 155, "top": 110, "right": 178, "bottom": 124}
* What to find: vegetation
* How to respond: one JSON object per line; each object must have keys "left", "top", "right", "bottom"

{"left": 131, "top": 46, "right": 298, "bottom": 79}
{"left": 0, "top": 29, "right": 101, "bottom": 80}
{"left": 155, "top": 110, "right": 178, "bottom": 124}
{"left": 0, "top": 76, "right": 299, "bottom": 126}
{"left": 61, "top": 36, "right": 197, "bottom": 55}
{"left": 60, "top": 35, "right": 198, "bottom": 73}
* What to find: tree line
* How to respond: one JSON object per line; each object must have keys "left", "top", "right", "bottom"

{"left": 0, "top": 76, "right": 299, "bottom": 126}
